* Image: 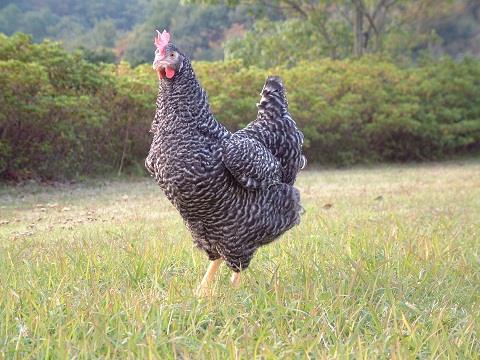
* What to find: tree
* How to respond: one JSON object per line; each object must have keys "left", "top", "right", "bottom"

{"left": 191, "top": 0, "right": 459, "bottom": 59}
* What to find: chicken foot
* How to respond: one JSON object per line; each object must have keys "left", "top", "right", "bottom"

{"left": 195, "top": 259, "right": 222, "bottom": 297}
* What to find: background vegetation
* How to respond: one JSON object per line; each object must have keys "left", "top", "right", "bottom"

{"left": 0, "top": 0, "right": 480, "bottom": 181}
{"left": 0, "top": 0, "right": 267, "bottom": 65}
{"left": 1, "top": 0, "right": 479, "bottom": 65}
{"left": 1, "top": 33, "right": 479, "bottom": 180}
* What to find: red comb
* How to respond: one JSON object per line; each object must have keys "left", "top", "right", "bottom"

{"left": 155, "top": 29, "right": 170, "bottom": 55}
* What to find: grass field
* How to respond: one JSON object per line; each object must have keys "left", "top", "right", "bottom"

{"left": 1, "top": 162, "right": 479, "bottom": 359}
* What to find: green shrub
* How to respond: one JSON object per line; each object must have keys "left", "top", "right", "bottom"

{"left": 0, "top": 33, "right": 479, "bottom": 181}
{"left": 0, "top": 34, "right": 155, "bottom": 180}
{"left": 196, "top": 57, "right": 480, "bottom": 164}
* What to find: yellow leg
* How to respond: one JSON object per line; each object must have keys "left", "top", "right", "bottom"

{"left": 231, "top": 271, "right": 241, "bottom": 288}
{"left": 195, "top": 259, "right": 222, "bottom": 297}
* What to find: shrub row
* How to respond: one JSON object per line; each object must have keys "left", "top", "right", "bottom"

{"left": 0, "top": 34, "right": 154, "bottom": 180}
{"left": 196, "top": 58, "right": 480, "bottom": 164}
{"left": 1, "top": 33, "right": 479, "bottom": 180}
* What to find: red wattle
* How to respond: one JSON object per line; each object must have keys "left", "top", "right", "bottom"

{"left": 166, "top": 67, "right": 175, "bottom": 79}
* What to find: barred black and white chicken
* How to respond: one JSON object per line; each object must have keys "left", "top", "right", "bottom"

{"left": 145, "top": 30, "right": 306, "bottom": 296}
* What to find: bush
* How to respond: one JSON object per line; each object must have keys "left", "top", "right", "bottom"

{"left": 0, "top": 33, "right": 155, "bottom": 180}
{"left": 196, "top": 57, "right": 480, "bottom": 164}
{"left": 0, "top": 33, "right": 479, "bottom": 181}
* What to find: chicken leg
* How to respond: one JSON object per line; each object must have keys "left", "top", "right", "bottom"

{"left": 231, "top": 272, "right": 241, "bottom": 288}
{"left": 195, "top": 259, "right": 222, "bottom": 297}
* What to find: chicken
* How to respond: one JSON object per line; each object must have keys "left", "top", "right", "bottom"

{"left": 145, "top": 30, "right": 306, "bottom": 296}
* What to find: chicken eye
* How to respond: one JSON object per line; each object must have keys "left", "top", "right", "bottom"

{"left": 170, "top": 53, "right": 175, "bottom": 57}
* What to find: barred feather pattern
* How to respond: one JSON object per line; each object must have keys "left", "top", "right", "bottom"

{"left": 236, "top": 76, "right": 307, "bottom": 185}
{"left": 146, "top": 49, "right": 305, "bottom": 271}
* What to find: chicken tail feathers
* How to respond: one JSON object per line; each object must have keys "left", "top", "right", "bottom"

{"left": 236, "top": 75, "right": 305, "bottom": 185}
{"left": 257, "top": 76, "right": 288, "bottom": 119}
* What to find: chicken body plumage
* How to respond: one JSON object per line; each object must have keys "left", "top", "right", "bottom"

{"left": 146, "top": 53, "right": 305, "bottom": 272}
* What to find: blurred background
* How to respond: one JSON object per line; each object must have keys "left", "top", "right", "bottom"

{"left": 0, "top": 0, "right": 479, "bottom": 181}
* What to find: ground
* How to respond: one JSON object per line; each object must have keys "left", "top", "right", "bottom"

{"left": 0, "top": 162, "right": 479, "bottom": 358}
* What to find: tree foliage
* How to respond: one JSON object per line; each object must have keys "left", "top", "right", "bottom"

{"left": 0, "top": 0, "right": 261, "bottom": 65}
{"left": 224, "top": 18, "right": 351, "bottom": 67}
{"left": 218, "top": 0, "right": 479, "bottom": 65}
{"left": 2, "top": 0, "right": 479, "bottom": 66}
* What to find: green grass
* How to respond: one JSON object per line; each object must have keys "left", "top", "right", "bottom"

{"left": 1, "top": 162, "right": 479, "bottom": 359}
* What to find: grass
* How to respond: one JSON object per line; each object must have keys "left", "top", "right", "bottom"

{"left": 0, "top": 162, "right": 479, "bottom": 359}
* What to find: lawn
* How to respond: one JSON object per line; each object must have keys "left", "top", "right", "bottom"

{"left": 0, "top": 162, "right": 479, "bottom": 359}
